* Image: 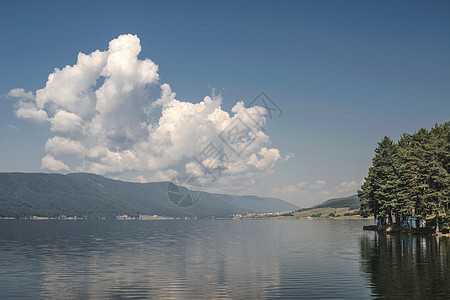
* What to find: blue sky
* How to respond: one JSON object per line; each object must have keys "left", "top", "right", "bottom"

{"left": 1, "top": 0, "right": 449, "bottom": 207}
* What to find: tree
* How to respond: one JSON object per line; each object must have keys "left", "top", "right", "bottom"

{"left": 359, "top": 122, "right": 450, "bottom": 233}
{"left": 359, "top": 136, "right": 399, "bottom": 225}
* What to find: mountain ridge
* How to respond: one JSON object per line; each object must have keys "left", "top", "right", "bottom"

{"left": 296, "top": 194, "right": 360, "bottom": 212}
{"left": 0, "top": 172, "right": 299, "bottom": 218}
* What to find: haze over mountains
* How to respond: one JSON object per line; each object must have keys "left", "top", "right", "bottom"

{"left": 0, "top": 173, "right": 299, "bottom": 218}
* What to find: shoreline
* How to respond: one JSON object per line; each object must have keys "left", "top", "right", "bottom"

{"left": 363, "top": 224, "right": 450, "bottom": 236}
{"left": 234, "top": 215, "right": 367, "bottom": 220}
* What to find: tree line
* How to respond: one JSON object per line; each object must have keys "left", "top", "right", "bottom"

{"left": 358, "top": 122, "right": 450, "bottom": 232}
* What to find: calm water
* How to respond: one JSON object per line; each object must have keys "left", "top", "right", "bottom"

{"left": 1, "top": 219, "right": 450, "bottom": 299}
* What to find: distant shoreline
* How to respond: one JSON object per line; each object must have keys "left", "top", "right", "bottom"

{"left": 234, "top": 215, "right": 366, "bottom": 220}
{"left": 234, "top": 205, "right": 363, "bottom": 220}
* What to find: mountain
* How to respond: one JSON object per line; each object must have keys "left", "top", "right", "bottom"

{"left": 316, "top": 194, "right": 360, "bottom": 210}
{"left": 0, "top": 172, "right": 298, "bottom": 218}
{"left": 296, "top": 194, "right": 360, "bottom": 212}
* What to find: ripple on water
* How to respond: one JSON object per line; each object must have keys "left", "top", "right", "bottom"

{"left": 2, "top": 219, "right": 450, "bottom": 299}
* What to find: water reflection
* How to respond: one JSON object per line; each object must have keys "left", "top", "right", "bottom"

{"left": 360, "top": 233, "right": 450, "bottom": 299}
{"left": 12, "top": 219, "right": 449, "bottom": 299}
{"left": 0, "top": 220, "right": 281, "bottom": 299}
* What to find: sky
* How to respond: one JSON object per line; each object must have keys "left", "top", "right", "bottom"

{"left": 0, "top": 0, "right": 449, "bottom": 207}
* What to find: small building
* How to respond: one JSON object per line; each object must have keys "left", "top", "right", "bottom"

{"left": 407, "top": 216, "right": 417, "bottom": 229}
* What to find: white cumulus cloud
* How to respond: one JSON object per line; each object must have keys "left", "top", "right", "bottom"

{"left": 45, "top": 137, "right": 86, "bottom": 157}
{"left": 14, "top": 101, "right": 48, "bottom": 123}
{"left": 50, "top": 110, "right": 83, "bottom": 134}
{"left": 8, "top": 88, "right": 35, "bottom": 100}
{"left": 11, "top": 34, "right": 286, "bottom": 192}
{"left": 41, "top": 155, "right": 69, "bottom": 172}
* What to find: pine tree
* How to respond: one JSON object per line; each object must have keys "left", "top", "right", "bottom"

{"left": 393, "top": 134, "right": 415, "bottom": 220}
{"left": 360, "top": 122, "right": 450, "bottom": 233}
{"left": 426, "top": 124, "right": 450, "bottom": 233}
{"left": 407, "top": 128, "right": 431, "bottom": 217}
{"left": 359, "top": 175, "right": 377, "bottom": 218}
{"left": 359, "top": 136, "right": 399, "bottom": 225}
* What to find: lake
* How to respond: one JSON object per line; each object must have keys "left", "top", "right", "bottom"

{"left": 1, "top": 219, "right": 450, "bottom": 299}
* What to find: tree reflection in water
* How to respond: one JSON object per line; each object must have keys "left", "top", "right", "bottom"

{"left": 360, "top": 233, "right": 450, "bottom": 299}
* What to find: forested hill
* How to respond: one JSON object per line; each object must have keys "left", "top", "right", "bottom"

{"left": 316, "top": 195, "right": 360, "bottom": 210}
{"left": 0, "top": 172, "right": 298, "bottom": 218}
{"left": 296, "top": 194, "right": 360, "bottom": 212}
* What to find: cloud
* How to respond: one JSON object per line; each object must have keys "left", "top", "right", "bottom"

{"left": 8, "top": 88, "right": 34, "bottom": 100}
{"left": 11, "top": 34, "right": 285, "bottom": 191}
{"left": 150, "top": 83, "right": 175, "bottom": 109}
{"left": 272, "top": 180, "right": 360, "bottom": 195}
{"left": 41, "top": 155, "right": 69, "bottom": 171}
{"left": 283, "top": 152, "right": 294, "bottom": 161}
{"left": 337, "top": 181, "right": 360, "bottom": 193}
{"left": 310, "top": 180, "right": 326, "bottom": 190}
{"left": 45, "top": 137, "right": 86, "bottom": 157}
{"left": 272, "top": 184, "right": 298, "bottom": 194}
{"left": 14, "top": 101, "right": 48, "bottom": 123}
{"left": 248, "top": 147, "right": 281, "bottom": 170}
{"left": 271, "top": 179, "right": 362, "bottom": 207}
{"left": 50, "top": 110, "right": 83, "bottom": 134}
{"left": 7, "top": 88, "right": 46, "bottom": 124}
{"left": 296, "top": 181, "right": 308, "bottom": 189}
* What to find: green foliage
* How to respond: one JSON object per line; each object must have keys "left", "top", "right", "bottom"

{"left": 344, "top": 211, "right": 359, "bottom": 216}
{"left": 359, "top": 122, "right": 450, "bottom": 230}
